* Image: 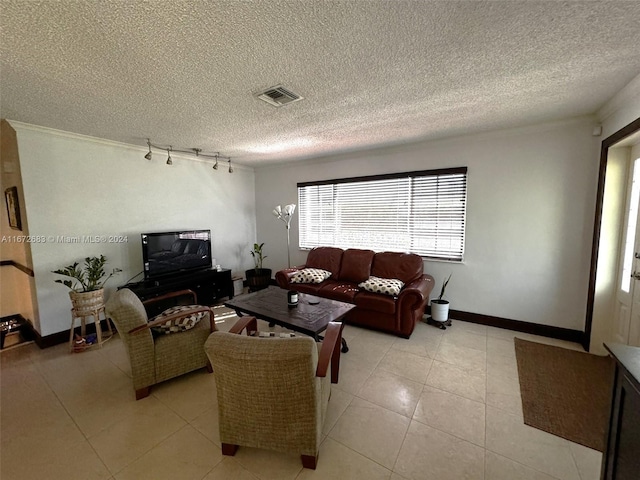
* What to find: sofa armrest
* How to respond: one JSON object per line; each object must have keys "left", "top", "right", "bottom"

{"left": 398, "top": 275, "right": 434, "bottom": 303}
{"left": 395, "top": 274, "right": 435, "bottom": 336}
{"left": 275, "top": 265, "right": 306, "bottom": 289}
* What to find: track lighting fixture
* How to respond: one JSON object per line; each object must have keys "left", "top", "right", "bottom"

{"left": 143, "top": 140, "right": 232, "bottom": 172}
{"left": 144, "top": 139, "right": 152, "bottom": 160}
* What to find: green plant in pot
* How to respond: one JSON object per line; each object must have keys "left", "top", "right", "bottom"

{"left": 431, "top": 274, "right": 451, "bottom": 323}
{"left": 53, "top": 255, "right": 121, "bottom": 314}
{"left": 245, "top": 243, "right": 272, "bottom": 292}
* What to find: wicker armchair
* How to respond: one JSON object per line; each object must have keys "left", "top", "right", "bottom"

{"left": 204, "top": 317, "right": 344, "bottom": 469}
{"left": 105, "top": 288, "right": 215, "bottom": 400}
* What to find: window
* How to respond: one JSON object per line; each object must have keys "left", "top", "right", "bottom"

{"left": 298, "top": 167, "right": 467, "bottom": 261}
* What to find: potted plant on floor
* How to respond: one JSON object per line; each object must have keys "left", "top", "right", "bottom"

{"left": 430, "top": 273, "right": 452, "bottom": 326}
{"left": 245, "top": 243, "right": 272, "bottom": 292}
{"left": 53, "top": 255, "right": 122, "bottom": 314}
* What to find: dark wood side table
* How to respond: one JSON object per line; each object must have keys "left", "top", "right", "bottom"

{"left": 602, "top": 343, "right": 640, "bottom": 480}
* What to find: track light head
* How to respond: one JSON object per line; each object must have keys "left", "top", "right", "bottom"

{"left": 166, "top": 147, "right": 173, "bottom": 165}
{"left": 145, "top": 139, "right": 152, "bottom": 160}
{"left": 228, "top": 158, "right": 233, "bottom": 173}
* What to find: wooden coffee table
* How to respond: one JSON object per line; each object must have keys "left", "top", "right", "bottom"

{"left": 224, "top": 286, "right": 354, "bottom": 353}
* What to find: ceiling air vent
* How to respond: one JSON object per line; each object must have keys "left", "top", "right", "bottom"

{"left": 255, "top": 85, "right": 303, "bottom": 107}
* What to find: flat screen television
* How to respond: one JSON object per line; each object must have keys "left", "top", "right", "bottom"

{"left": 142, "top": 230, "right": 212, "bottom": 281}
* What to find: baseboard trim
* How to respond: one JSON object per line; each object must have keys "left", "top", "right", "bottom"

{"left": 438, "top": 308, "right": 585, "bottom": 345}
{"left": 31, "top": 319, "right": 114, "bottom": 349}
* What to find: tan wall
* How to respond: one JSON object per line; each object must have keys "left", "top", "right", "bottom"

{"left": 0, "top": 119, "right": 38, "bottom": 331}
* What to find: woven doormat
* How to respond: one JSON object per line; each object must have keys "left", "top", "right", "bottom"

{"left": 514, "top": 338, "right": 614, "bottom": 451}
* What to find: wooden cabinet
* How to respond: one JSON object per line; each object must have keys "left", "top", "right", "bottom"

{"left": 122, "top": 269, "right": 233, "bottom": 317}
{"left": 602, "top": 343, "right": 640, "bottom": 480}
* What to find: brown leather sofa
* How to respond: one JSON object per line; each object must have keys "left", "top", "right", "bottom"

{"left": 275, "top": 247, "right": 435, "bottom": 338}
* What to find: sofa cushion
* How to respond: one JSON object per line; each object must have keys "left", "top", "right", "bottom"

{"left": 338, "top": 249, "right": 375, "bottom": 283}
{"left": 290, "top": 268, "right": 332, "bottom": 284}
{"left": 371, "top": 252, "right": 423, "bottom": 284}
{"left": 354, "top": 291, "right": 397, "bottom": 315}
{"left": 150, "top": 305, "right": 205, "bottom": 335}
{"left": 319, "top": 281, "right": 360, "bottom": 303}
{"left": 358, "top": 276, "right": 405, "bottom": 296}
{"left": 290, "top": 282, "right": 324, "bottom": 296}
{"left": 306, "top": 247, "right": 344, "bottom": 276}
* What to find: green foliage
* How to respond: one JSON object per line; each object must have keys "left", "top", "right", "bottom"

{"left": 249, "top": 243, "right": 267, "bottom": 271}
{"left": 52, "top": 255, "right": 122, "bottom": 292}
{"left": 437, "top": 273, "right": 452, "bottom": 301}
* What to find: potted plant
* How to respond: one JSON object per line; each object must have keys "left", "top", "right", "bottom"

{"left": 53, "top": 255, "right": 121, "bottom": 314}
{"left": 245, "top": 243, "right": 272, "bottom": 292}
{"left": 431, "top": 273, "right": 451, "bottom": 323}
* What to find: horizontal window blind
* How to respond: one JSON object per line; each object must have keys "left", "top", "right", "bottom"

{"left": 298, "top": 167, "right": 467, "bottom": 261}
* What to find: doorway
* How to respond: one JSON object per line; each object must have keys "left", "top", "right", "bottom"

{"left": 586, "top": 117, "right": 640, "bottom": 351}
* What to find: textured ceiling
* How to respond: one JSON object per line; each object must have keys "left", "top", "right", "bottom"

{"left": 1, "top": 1, "right": 640, "bottom": 167}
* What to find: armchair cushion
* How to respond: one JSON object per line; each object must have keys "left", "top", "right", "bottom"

{"left": 150, "top": 305, "right": 206, "bottom": 335}
{"left": 290, "top": 268, "right": 332, "bottom": 284}
{"left": 358, "top": 276, "right": 405, "bottom": 296}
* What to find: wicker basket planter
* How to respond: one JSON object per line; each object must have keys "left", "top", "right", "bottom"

{"left": 69, "top": 288, "right": 105, "bottom": 315}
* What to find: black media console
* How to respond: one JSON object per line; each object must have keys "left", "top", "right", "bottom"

{"left": 122, "top": 268, "right": 233, "bottom": 317}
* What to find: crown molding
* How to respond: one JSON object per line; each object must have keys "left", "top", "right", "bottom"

{"left": 597, "top": 73, "right": 640, "bottom": 123}
{"left": 5, "top": 120, "right": 250, "bottom": 171}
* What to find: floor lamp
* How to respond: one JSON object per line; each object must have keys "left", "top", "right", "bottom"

{"left": 273, "top": 204, "right": 296, "bottom": 268}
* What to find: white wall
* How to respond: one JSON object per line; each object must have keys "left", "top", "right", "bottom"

{"left": 598, "top": 73, "right": 640, "bottom": 139}
{"left": 13, "top": 122, "right": 256, "bottom": 336}
{"left": 255, "top": 117, "right": 600, "bottom": 331}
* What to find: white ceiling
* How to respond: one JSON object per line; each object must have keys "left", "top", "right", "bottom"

{"left": 1, "top": 1, "right": 640, "bottom": 167}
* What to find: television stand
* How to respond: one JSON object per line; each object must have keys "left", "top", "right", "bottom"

{"left": 122, "top": 268, "right": 233, "bottom": 317}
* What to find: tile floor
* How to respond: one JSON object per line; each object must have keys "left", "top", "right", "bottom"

{"left": 0, "top": 309, "right": 603, "bottom": 480}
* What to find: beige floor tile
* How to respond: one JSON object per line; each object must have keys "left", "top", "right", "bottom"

{"left": 377, "top": 348, "right": 433, "bottom": 384}
{"left": 440, "top": 328, "right": 487, "bottom": 352}
{"left": 486, "top": 372, "right": 523, "bottom": 417}
{"left": 64, "top": 383, "right": 159, "bottom": 438}
{"left": 191, "top": 406, "right": 222, "bottom": 446}
{"left": 425, "top": 360, "right": 486, "bottom": 403}
{"left": 391, "top": 334, "right": 440, "bottom": 359}
{"left": 357, "top": 368, "right": 424, "bottom": 417}
{"left": 0, "top": 318, "right": 602, "bottom": 480}
{"left": 487, "top": 336, "right": 517, "bottom": 359}
{"left": 323, "top": 387, "right": 354, "bottom": 434}
{"left": 485, "top": 406, "right": 580, "bottom": 480}
{"left": 485, "top": 451, "right": 559, "bottom": 480}
{"left": 151, "top": 368, "right": 217, "bottom": 421}
{"left": 202, "top": 457, "right": 260, "bottom": 480}
{"left": 569, "top": 443, "right": 602, "bottom": 480}
{"left": 413, "top": 386, "right": 486, "bottom": 447}
{"left": 486, "top": 326, "right": 519, "bottom": 340}
{"left": 1, "top": 437, "right": 112, "bottom": 480}
{"left": 487, "top": 351, "right": 519, "bottom": 379}
{"left": 328, "top": 397, "right": 410, "bottom": 469}
{"left": 114, "top": 425, "right": 223, "bottom": 480}
{"left": 452, "top": 320, "right": 488, "bottom": 336}
{"left": 345, "top": 334, "right": 393, "bottom": 367}
{"left": 390, "top": 474, "right": 410, "bottom": 480}
{"left": 394, "top": 420, "right": 484, "bottom": 480}
{"left": 88, "top": 395, "right": 187, "bottom": 474}
{"left": 332, "top": 356, "right": 375, "bottom": 396}
{"left": 232, "top": 446, "right": 303, "bottom": 480}
{"left": 296, "top": 437, "right": 392, "bottom": 480}
{"left": 435, "top": 342, "right": 487, "bottom": 374}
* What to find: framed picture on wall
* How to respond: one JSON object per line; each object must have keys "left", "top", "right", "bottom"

{"left": 5, "top": 186, "right": 22, "bottom": 231}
